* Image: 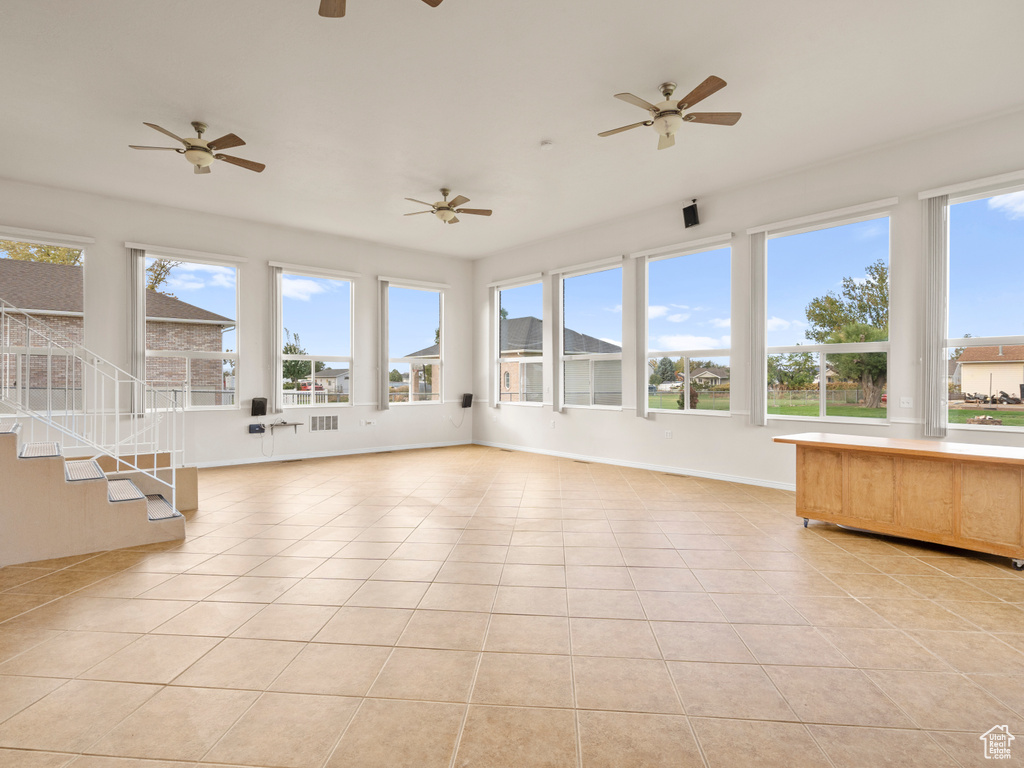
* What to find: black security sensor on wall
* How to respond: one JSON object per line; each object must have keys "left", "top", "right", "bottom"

{"left": 683, "top": 199, "right": 700, "bottom": 228}
{"left": 461, "top": 393, "right": 474, "bottom": 408}
{"left": 251, "top": 397, "right": 267, "bottom": 417}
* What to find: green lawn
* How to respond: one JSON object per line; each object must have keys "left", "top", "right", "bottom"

{"left": 948, "top": 408, "right": 1024, "bottom": 426}
{"left": 648, "top": 393, "right": 730, "bottom": 411}
{"left": 767, "top": 404, "right": 886, "bottom": 419}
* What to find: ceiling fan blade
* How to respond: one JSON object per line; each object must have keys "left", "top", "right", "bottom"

{"left": 657, "top": 133, "right": 676, "bottom": 150}
{"left": 684, "top": 111, "right": 742, "bottom": 126}
{"left": 422, "top": 0, "right": 443, "bottom": 6}
{"left": 207, "top": 133, "right": 246, "bottom": 151}
{"left": 614, "top": 93, "right": 659, "bottom": 112}
{"left": 214, "top": 154, "right": 266, "bottom": 173}
{"left": 676, "top": 75, "right": 727, "bottom": 109}
{"left": 194, "top": 165, "right": 211, "bottom": 175}
{"left": 446, "top": 217, "right": 460, "bottom": 224}
{"left": 598, "top": 121, "right": 652, "bottom": 137}
{"left": 448, "top": 194, "right": 470, "bottom": 209}
{"left": 455, "top": 208, "right": 492, "bottom": 216}
{"left": 143, "top": 122, "right": 188, "bottom": 146}
{"left": 404, "top": 211, "right": 432, "bottom": 216}
{"left": 319, "top": 0, "right": 345, "bottom": 16}
{"left": 405, "top": 198, "right": 434, "bottom": 207}
{"left": 129, "top": 145, "right": 179, "bottom": 151}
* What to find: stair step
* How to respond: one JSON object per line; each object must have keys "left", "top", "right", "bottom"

{"left": 20, "top": 441, "right": 61, "bottom": 459}
{"left": 65, "top": 460, "right": 105, "bottom": 482}
{"left": 107, "top": 479, "right": 145, "bottom": 503}
{"left": 0, "top": 419, "right": 19, "bottom": 434}
{"left": 146, "top": 495, "right": 183, "bottom": 521}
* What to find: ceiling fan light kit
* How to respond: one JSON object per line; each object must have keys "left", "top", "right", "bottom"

{"left": 405, "top": 188, "right": 493, "bottom": 224}
{"left": 129, "top": 121, "right": 266, "bottom": 175}
{"left": 599, "top": 76, "right": 742, "bottom": 150}
{"left": 318, "top": 0, "right": 442, "bottom": 17}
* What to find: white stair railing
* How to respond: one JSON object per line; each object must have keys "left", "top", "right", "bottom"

{"left": 0, "top": 298, "right": 184, "bottom": 510}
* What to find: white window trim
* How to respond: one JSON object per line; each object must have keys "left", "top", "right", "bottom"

{"left": 760, "top": 208, "right": 894, "bottom": 424}
{"left": 4, "top": 225, "right": 93, "bottom": 247}
{"left": 494, "top": 276, "right": 546, "bottom": 407}
{"left": 385, "top": 284, "right": 444, "bottom": 406}
{"left": 630, "top": 232, "right": 733, "bottom": 260}
{"left": 141, "top": 253, "right": 240, "bottom": 412}
{"left": 646, "top": 348, "right": 733, "bottom": 416}
{"left": 277, "top": 269, "right": 354, "bottom": 408}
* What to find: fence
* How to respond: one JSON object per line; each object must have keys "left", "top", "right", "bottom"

{"left": 282, "top": 390, "right": 349, "bottom": 406}
{"left": 768, "top": 389, "right": 870, "bottom": 407}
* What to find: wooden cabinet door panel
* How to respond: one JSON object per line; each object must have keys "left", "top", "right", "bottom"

{"left": 846, "top": 453, "right": 895, "bottom": 523}
{"left": 898, "top": 458, "right": 955, "bottom": 535}
{"left": 959, "top": 464, "right": 1023, "bottom": 547}
{"left": 798, "top": 448, "right": 843, "bottom": 516}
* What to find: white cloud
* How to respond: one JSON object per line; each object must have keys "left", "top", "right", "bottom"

{"left": 648, "top": 305, "right": 669, "bottom": 319}
{"left": 670, "top": 303, "right": 690, "bottom": 310}
{"left": 655, "top": 334, "right": 728, "bottom": 351}
{"left": 857, "top": 222, "right": 886, "bottom": 239}
{"left": 708, "top": 317, "right": 731, "bottom": 329}
{"left": 850, "top": 276, "right": 868, "bottom": 286}
{"left": 599, "top": 337, "right": 622, "bottom": 348}
{"left": 282, "top": 277, "right": 328, "bottom": 301}
{"left": 165, "top": 262, "right": 237, "bottom": 291}
{"left": 606, "top": 304, "right": 622, "bottom": 313}
{"left": 988, "top": 190, "right": 1024, "bottom": 219}
{"left": 766, "top": 316, "right": 792, "bottom": 331}
{"left": 667, "top": 313, "right": 690, "bottom": 323}
{"left": 167, "top": 277, "right": 204, "bottom": 291}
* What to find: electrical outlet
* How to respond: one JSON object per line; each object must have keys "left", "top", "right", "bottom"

{"left": 365, "top": 419, "right": 376, "bottom": 426}
{"left": 550, "top": 420, "right": 556, "bottom": 429}
{"left": 899, "top": 396, "right": 913, "bottom": 408}
{"left": 664, "top": 430, "right": 673, "bottom": 439}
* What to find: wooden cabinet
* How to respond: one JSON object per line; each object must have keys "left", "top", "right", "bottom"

{"left": 776, "top": 433, "right": 1024, "bottom": 568}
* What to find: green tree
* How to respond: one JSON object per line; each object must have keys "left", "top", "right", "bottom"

{"left": 950, "top": 333, "right": 972, "bottom": 360}
{"left": 676, "top": 385, "right": 698, "bottom": 410}
{"left": 656, "top": 357, "right": 675, "bottom": 383}
{"left": 804, "top": 259, "right": 888, "bottom": 343}
{"left": 499, "top": 306, "right": 509, "bottom": 320}
{"left": 281, "top": 329, "right": 323, "bottom": 383}
{"left": 827, "top": 323, "right": 888, "bottom": 408}
{"left": 146, "top": 259, "right": 181, "bottom": 293}
{"left": 389, "top": 369, "right": 403, "bottom": 382}
{"left": 0, "top": 240, "right": 82, "bottom": 265}
{"left": 768, "top": 352, "right": 817, "bottom": 389}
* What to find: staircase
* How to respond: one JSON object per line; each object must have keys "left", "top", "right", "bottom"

{"left": 0, "top": 299, "right": 187, "bottom": 566}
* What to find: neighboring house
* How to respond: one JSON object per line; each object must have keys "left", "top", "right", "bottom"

{"left": 400, "top": 343, "right": 441, "bottom": 400}
{"left": 656, "top": 380, "right": 681, "bottom": 392}
{"left": 497, "top": 316, "right": 621, "bottom": 402}
{"left": 0, "top": 259, "right": 233, "bottom": 394}
{"left": 958, "top": 345, "right": 1024, "bottom": 397}
{"left": 313, "top": 368, "right": 349, "bottom": 394}
{"left": 812, "top": 362, "right": 841, "bottom": 385}
{"left": 691, "top": 366, "right": 730, "bottom": 387}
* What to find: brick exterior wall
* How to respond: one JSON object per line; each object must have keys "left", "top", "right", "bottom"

{"left": 5, "top": 314, "right": 226, "bottom": 404}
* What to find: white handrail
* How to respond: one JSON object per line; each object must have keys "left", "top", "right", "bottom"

{"left": 0, "top": 298, "right": 184, "bottom": 511}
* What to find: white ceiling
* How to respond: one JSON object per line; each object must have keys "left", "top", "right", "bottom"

{"left": 2, "top": 0, "right": 1024, "bottom": 258}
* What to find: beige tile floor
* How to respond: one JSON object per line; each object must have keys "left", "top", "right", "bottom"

{"left": 0, "top": 444, "right": 1023, "bottom": 767}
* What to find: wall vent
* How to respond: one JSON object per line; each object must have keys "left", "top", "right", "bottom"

{"left": 310, "top": 415, "right": 339, "bottom": 432}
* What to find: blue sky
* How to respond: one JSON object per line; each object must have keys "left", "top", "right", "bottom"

{"left": 563, "top": 267, "right": 623, "bottom": 347}
{"left": 388, "top": 285, "right": 440, "bottom": 357}
{"left": 949, "top": 191, "right": 1024, "bottom": 340}
{"left": 282, "top": 275, "right": 351, "bottom": 357}
{"left": 766, "top": 217, "right": 889, "bottom": 348}
{"left": 148, "top": 259, "right": 238, "bottom": 352}
{"left": 648, "top": 247, "right": 731, "bottom": 353}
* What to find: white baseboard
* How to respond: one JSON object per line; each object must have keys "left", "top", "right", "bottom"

{"left": 472, "top": 440, "right": 796, "bottom": 492}
{"left": 192, "top": 439, "right": 473, "bottom": 469}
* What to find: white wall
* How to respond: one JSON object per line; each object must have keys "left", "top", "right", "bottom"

{"left": 0, "top": 178, "right": 475, "bottom": 466}
{"left": 471, "top": 109, "right": 1024, "bottom": 488}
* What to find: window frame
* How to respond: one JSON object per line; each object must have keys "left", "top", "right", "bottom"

{"left": 558, "top": 263, "right": 623, "bottom": 411}
{"left": 494, "top": 276, "right": 545, "bottom": 407}
{"left": 142, "top": 251, "right": 241, "bottom": 412}
{"left": 278, "top": 267, "right": 354, "bottom": 408}
{"left": 944, "top": 181, "right": 1024, "bottom": 434}
{"left": 386, "top": 282, "right": 444, "bottom": 406}
{"left": 644, "top": 242, "right": 732, "bottom": 418}
{"left": 762, "top": 210, "right": 893, "bottom": 425}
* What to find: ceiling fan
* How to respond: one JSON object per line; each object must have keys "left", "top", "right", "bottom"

{"left": 405, "top": 189, "right": 492, "bottom": 224}
{"left": 318, "top": 0, "right": 442, "bottom": 17}
{"left": 599, "top": 76, "right": 742, "bottom": 150}
{"left": 129, "top": 121, "right": 266, "bottom": 174}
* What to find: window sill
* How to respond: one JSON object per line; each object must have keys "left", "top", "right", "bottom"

{"left": 498, "top": 401, "right": 546, "bottom": 408}
{"left": 389, "top": 401, "right": 442, "bottom": 406}
{"left": 650, "top": 409, "right": 731, "bottom": 418}
{"left": 767, "top": 414, "right": 890, "bottom": 426}
{"left": 283, "top": 402, "right": 353, "bottom": 408}
{"left": 948, "top": 423, "right": 1024, "bottom": 435}
{"left": 562, "top": 404, "right": 623, "bottom": 412}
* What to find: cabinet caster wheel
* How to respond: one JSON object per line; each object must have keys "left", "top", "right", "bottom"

{"left": 1012, "top": 559, "right": 1024, "bottom": 571}
{"left": 803, "top": 518, "right": 809, "bottom": 528}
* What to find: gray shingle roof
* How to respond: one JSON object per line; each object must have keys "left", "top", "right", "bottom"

{"left": 0, "top": 259, "right": 233, "bottom": 324}
{"left": 404, "top": 316, "right": 622, "bottom": 358}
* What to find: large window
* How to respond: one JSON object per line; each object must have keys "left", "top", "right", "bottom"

{"left": 765, "top": 216, "right": 889, "bottom": 420}
{"left": 280, "top": 272, "right": 351, "bottom": 406}
{"left": 388, "top": 285, "right": 441, "bottom": 403}
{"left": 145, "top": 257, "right": 237, "bottom": 408}
{"left": 0, "top": 237, "right": 85, "bottom": 411}
{"left": 947, "top": 188, "right": 1024, "bottom": 428}
{"left": 497, "top": 281, "right": 543, "bottom": 404}
{"left": 562, "top": 266, "right": 622, "bottom": 407}
{"left": 647, "top": 246, "right": 731, "bottom": 414}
